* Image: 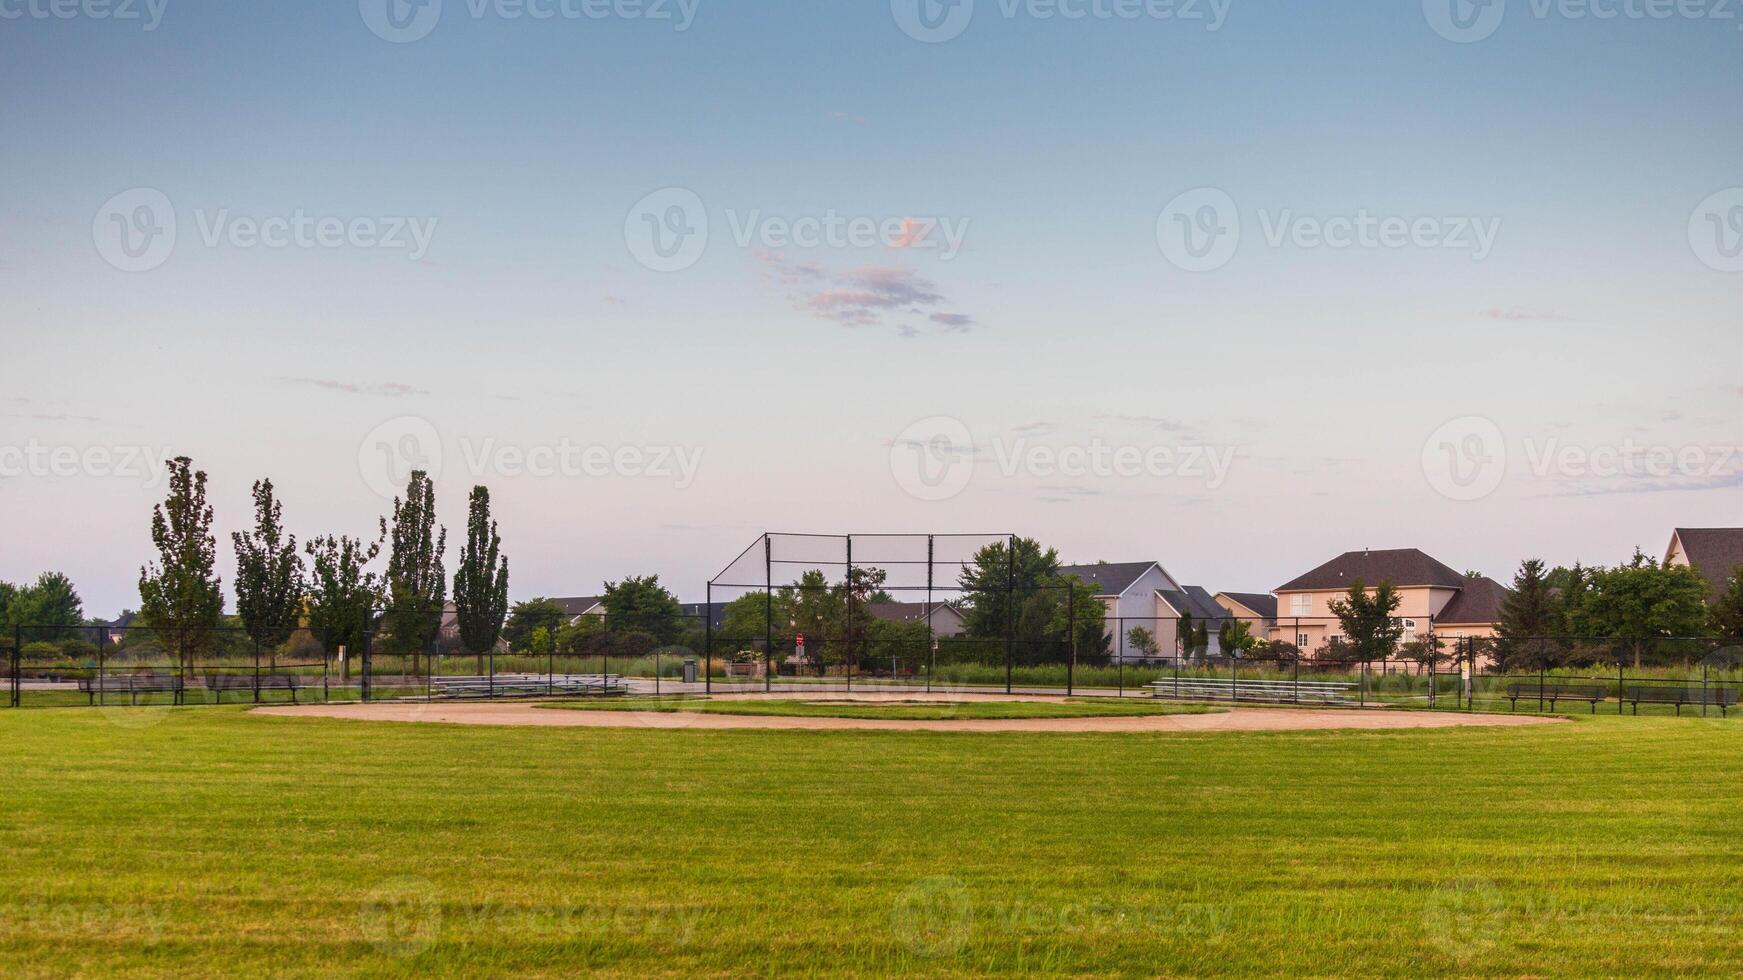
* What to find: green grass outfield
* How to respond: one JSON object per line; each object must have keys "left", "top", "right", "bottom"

{"left": 2, "top": 708, "right": 1742, "bottom": 976}
{"left": 538, "top": 696, "right": 1221, "bottom": 721}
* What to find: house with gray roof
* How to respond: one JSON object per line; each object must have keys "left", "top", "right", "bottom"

{"left": 1664, "top": 527, "right": 1743, "bottom": 600}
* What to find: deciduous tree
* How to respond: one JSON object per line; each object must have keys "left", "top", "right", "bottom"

{"left": 232, "top": 479, "right": 304, "bottom": 649}
{"left": 305, "top": 522, "right": 385, "bottom": 676}
{"left": 138, "top": 457, "right": 224, "bottom": 670}
{"left": 1328, "top": 580, "right": 1404, "bottom": 663}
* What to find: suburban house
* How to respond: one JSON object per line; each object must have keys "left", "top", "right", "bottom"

{"left": 1216, "top": 592, "right": 1277, "bottom": 638}
{"left": 862, "top": 601, "right": 966, "bottom": 637}
{"left": 547, "top": 596, "right": 605, "bottom": 625}
{"left": 1271, "top": 548, "right": 1509, "bottom": 655}
{"left": 1060, "top": 561, "right": 1239, "bottom": 661}
{"left": 1061, "top": 561, "right": 1184, "bottom": 661}
{"left": 1663, "top": 527, "right": 1743, "bottom": 599}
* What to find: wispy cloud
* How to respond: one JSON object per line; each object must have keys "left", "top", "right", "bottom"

{"left": 1479, "top": 307, "right": 1570, "bottom": 323}
{"left": 278, "top": 377, "right": 428, "bottom": 398}
{"left": 826, "top": 110, "right": 867, "bottom": 126}
{"left": 757, "top": 251, "right": 976, "bottom": 336}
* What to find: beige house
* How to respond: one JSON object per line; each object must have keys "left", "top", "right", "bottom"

{"left": 1215, "top": 592, "right": 1277, "bottom": 639}
{"left": 863, "top": 601, "right": 966, "bottom": 637}
{"left": 1270, "top": 548, "right": 1508, "bottom": 656}
{"left": 1663, "top": 528, "right": 1743, "bottom": 600}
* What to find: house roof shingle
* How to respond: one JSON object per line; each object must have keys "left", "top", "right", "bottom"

{"left": 547, "top": 596, "right": 604, "bottom": 617}
{"left": 1218, "top": 591, "right": 1278, "bottom": 620}
{"left": 1436, "top": 576, "right": 1511, "bottom": 625}
{"left": 1671, "top": 528, "right": 1743, "bottom": 597}
{"left": 1277, "top": 549, "right": 1468, "bottom": 592}
{"left": 1059, "top": 562, "right": 1158, "bottom": 597}
{"left": 1157, "top": 585, "right": 1226, "bottom": 622}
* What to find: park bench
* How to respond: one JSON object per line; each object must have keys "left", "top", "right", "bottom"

{"left": 1504, "top": 682, "right": 1609, "bottom": 713}
{"left": 205, "top": 673, "right": 304, "bottom": 703}
{"left": 77, "top": 672, "right": 185, "bottom": 705}
{"left": 1149, "top": 677, "right": 1355, "bottom": 704}
{"left": 429, "top": 673, "right": 626, "bottom": 698}
{"left": 1620, "top": 685, "right": 1740, "bottom": 716}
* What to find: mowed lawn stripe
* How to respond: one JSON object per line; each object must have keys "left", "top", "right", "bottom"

{"left": 0, "top": 708, "right": 1739, "bottom": 975}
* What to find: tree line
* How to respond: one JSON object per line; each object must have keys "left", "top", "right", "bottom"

{"left": 128, "top": 456, "right": 509, "bottom": 670}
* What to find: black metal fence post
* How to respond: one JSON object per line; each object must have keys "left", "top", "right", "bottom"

{"left": 704, "top": 582, "right": 713, "bottom": 695}
{"left": 1066, "top": 585, "right": 1075, "bottom": 698}
{"left": 97, "top": 625, "right": 107, "bottom": 708}
{"left": 252, "top": 637, "right": 262, "bottom": 704}
{"left": 9, "top": 625, "right": 17, "bottom": 707}
{"left": 360, "top": 622, "right": 373, "bottom": 703}
{"left": 1004, "top": 535, "right": 1015, "bottom": 696}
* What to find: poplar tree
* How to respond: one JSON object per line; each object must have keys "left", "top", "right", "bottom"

{"left": 453, "top": 486, "right": 509, "bottom": 669}
{"left": 383, "top": 471, "right": 446, "bottom": 662}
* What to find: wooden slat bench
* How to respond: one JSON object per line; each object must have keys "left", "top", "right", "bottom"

{"left": 77, "top": 673, "right": 185, "bottom": 705}
{"left": 1621, "top": 685, "right": 1740, "bottom": 716}
{"left": 1504, "top": 682, "right": 1608, "bottom": 713}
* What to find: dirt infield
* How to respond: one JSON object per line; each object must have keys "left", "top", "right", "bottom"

{"left": 253, "top": 697, "right": 1563, "bottom": 733}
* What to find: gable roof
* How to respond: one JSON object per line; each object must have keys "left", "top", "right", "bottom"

{"left": 1436, "top": 576, "right": 1511, "bottom": 625}
{"left": 1059, "top": 562, "right": 1160, "bottom": 597}
{"left": 1277, "top": 549, "right": 1468, "bottom": 592}
{"left": 863, "top": 601, "right": 963, "bottom": 625}
{"left": 1669, "top": 528, "right": 1743, "bottom": 597}
{"left": 1156, "top": 586, "right": 1226, "bottom": 623}
{"left": 547, "top": 596, "right": 604, "bottom": 617}
{"left": 1218, "top": 592, "right": 1278, "bottom": 620}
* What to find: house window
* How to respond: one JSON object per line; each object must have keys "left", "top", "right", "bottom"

{"left": 1296, "top": 632, "right": 1310, "bottom": 648}
{"left": 1290, "top": 595, "right": 1310, "bottom": 616}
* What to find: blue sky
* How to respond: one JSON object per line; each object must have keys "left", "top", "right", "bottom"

{"left": 2, "top": 0, "right": 1741, "bottom": 614}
